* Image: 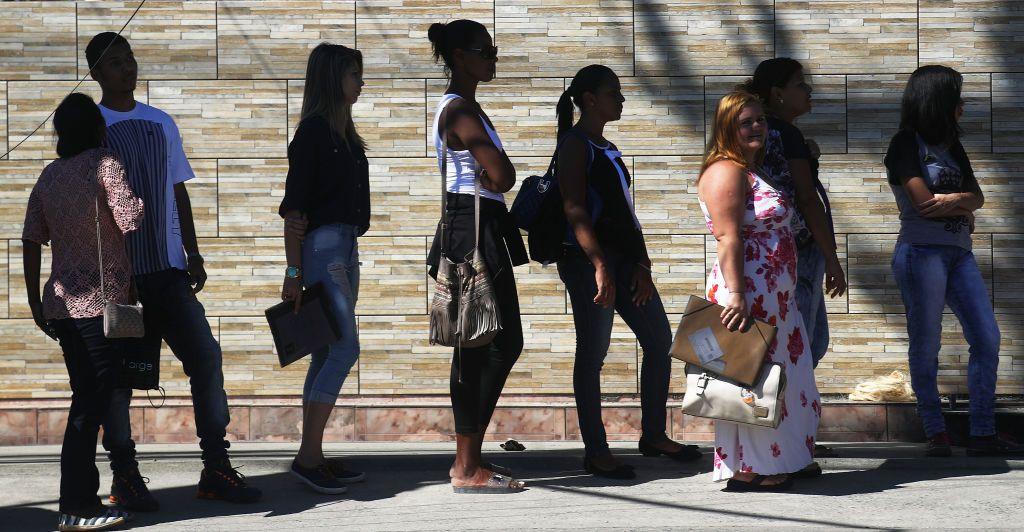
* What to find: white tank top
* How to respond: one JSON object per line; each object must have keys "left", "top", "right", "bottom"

{"left": 433, "top": 93, "right": 506, "bottom": 203}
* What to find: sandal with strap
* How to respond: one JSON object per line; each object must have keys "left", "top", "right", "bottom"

{"left": 484, "top": 462, "right": 512, "bottom": 477}
{"left": 452, "top": 473, "right": 526, "bottom": 494}
{"left": 724, "top": 474, "right": 793, "bottom": 492}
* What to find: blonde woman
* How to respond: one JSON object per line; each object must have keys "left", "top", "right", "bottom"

{"left": 697, "top": 90, "right": 821, "bottom": 491}
{"left": 279, "top": 43, "right": 368, "bottom": 494}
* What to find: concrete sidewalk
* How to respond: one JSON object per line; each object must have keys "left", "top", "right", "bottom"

{"left": 1, "top": 442, "right": 1022, "bottom": 531}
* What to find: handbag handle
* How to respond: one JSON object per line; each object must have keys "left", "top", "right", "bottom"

{"left": 438, "top": 97, "right": 483, "bottom": 261}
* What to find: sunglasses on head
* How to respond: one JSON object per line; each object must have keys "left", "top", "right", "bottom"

{"left": 466, "top": 45, "right": 498, "bottom": 60}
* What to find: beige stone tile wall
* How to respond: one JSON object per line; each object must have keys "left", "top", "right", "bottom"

{"left": 1, "top": 1, "right": 1023, "bottom": 399}
{"left": 76, "top": 1, "right": 218, "bottom": 80}
{"left": 216, "top": 1, "right": 356, "bottom": 79}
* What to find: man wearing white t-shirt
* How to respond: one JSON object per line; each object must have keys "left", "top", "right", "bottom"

{"left": 87, "top": 32, "right": 261, "bottom": 510}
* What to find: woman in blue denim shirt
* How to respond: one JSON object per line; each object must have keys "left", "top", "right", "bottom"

{"left": 279, "top": 43, "right": 370, "bottom": 493}
{"left": 885, "top": 65, "right": 1020, "bottom": 457}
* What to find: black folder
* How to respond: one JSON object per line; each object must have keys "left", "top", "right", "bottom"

{"left": 265, "top": 282, "right": 341, "bottom": 367}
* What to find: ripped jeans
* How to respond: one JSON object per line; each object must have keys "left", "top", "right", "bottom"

{"left": 302, "top": 223, "right": 361, "bottom": 404}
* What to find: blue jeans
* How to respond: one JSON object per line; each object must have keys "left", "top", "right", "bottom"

{"left": 302, "top": 223, "right": 361, "bottom": 405}
{"left": 891, "top": 242, "right": 1000, "bottom": 438}
{"left": 53, "top": 318, "right": 124, "bottom": 513}
{"left": 103, "top": 269, "right": 231, "bottom": 469}
{"left": 557, "top": 252, "right": 673, "bottom": 458}
{"left": 795, "top": 243, "right": 830, "bottom": 367}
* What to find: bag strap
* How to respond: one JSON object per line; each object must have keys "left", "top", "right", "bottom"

{"left": 548, "top": 127, "right": 595, "bottom": 177}
{"left": 438, "top": 97, "right": 484, "bottom": 260}
{"left": 91, "top": 153, "right": 107, "bottom": 304}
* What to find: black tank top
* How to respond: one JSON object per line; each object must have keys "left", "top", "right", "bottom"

{"left": 580, "top": 136, "right": 646, "bottom": 263}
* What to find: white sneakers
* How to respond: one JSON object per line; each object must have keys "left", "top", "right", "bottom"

{"left": 57, "top": 507, "right": 132, "bottom": 531}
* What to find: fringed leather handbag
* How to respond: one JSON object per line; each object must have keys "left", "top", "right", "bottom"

{"left": 428, "top": 122, "right": 502, "bottom": 352}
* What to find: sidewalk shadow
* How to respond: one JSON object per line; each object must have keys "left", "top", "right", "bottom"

{"left": 0, "top": 448, "right": 710, "bottom": 531}
{"left": 792, "top": 457, "right": 1013, "bottom": 496}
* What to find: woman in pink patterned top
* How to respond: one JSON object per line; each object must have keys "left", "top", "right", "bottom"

{"left": 697, "top": 90, "right": 820, "bottom": 492}
{"left": 22, "top": 93, "right": 142, "bottom": 528}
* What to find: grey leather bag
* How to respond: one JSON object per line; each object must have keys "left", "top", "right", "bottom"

{"left": 681, "top": 362, "right": 787, "bottom": 429}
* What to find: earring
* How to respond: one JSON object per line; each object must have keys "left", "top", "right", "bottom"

{"left": 779, "top": 98, "right": 784, "bottom": 104}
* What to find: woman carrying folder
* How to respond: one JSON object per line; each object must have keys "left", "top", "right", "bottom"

{"left": 697, "top": 89, "right": 821, "bottom": 491}
{"left": 279, "top": 43, "right": 369, "bottom": 494}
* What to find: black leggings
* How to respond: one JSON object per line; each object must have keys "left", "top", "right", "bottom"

{"left": 450, "top": 267, "right": 523, "bottom": 434}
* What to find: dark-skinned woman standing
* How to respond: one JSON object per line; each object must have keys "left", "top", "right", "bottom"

{"left": 556, "top": 65, "right": 702, "bottom": 480}
{"left": 427, "top": 19, "right": 527, "bottom": 493}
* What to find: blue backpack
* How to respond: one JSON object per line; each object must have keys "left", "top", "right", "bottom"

{"left": 509, "top": 130, "right": 595, "bottom": 264}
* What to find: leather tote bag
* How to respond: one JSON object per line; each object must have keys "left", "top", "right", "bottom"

{"left": 682, "top": 362, "right": 787, "bottom": 429}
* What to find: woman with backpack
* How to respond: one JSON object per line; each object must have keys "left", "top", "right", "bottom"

{"left": 555, "top": 65, "right": 702, "bottom": 479}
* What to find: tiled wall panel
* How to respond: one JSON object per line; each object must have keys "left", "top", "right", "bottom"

{"left": 993, "top": 73, "right": 1024, "bottom": 154}
{"left": 217, "top": 158, "right": 288, "bottom": 237}
{"left": 149, "top": 80, "right": 288, "bottom": 159}
{"left": 920, "top": 0, "right": 1024, "bottom": 73}
{"left": 635, "top": 0, "right": 774, "bottom": 76}
{"left": 603, "top": 77, "right": 704, "bottom": 156}
{"left": 775, "top": 1, "right": 918, "bottom": 74}
{"left": 495, "top": 0, "right": 634, "bottom": 78}
{"left": 77, "top": 1, "right": 217, "bottom": 80}
{"left": 0, "top": 2, "right": 77, "bottom": 80}
{"left": 217, "top": 1, "right": 356, "bottom": 79}
{"left": 0, "top": 241, "right": 8, "bottom": 319}
{"left": 0, "top": 1, "right": 1022, "bottom": 399}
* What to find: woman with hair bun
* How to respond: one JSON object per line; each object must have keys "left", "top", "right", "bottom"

{"left": 555, "top": 65, "right": 701, "bottom": 480}
{"left": 426, "top": 19, "right": 527, "bottom": 494}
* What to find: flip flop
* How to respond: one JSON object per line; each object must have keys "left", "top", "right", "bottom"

{"left": 452, "top": 473, "right": 526, "bottom": 494}
{"left": 724, "top": 474, "right": 793, "bottom": 492}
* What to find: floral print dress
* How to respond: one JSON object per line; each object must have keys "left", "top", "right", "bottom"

{"left": 699, "top": 169, "right": 820, "bottom": 481}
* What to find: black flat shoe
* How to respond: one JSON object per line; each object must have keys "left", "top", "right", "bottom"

{"left": 583, "top": 457, "right": 636, "bottom": 480}
{"left": 638, "top": 438, "right": 703, "bottom": 462}
{"left": 724, "top": 474, "right": 794, "bottom": 492}
{"left": 792, "top": 462, "right": 822, "bottom": 479}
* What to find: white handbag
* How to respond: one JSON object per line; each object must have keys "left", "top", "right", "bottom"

{"left": 681, "top": 362, "right": 787, "bottom": 429}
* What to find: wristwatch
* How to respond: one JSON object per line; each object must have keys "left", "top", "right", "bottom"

{"left": 285, "top": 266, "right": 302, "bottom": 279}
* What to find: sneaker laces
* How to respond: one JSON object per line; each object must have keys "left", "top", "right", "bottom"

{"left": 118, "top": 470, "right": 151, "bottom": 496}
{"left": 211, "top": 463, "right": 248, "bottom": 487}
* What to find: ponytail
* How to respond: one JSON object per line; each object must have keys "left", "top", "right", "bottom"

{"left": 556, "top": 90, "right": 576, "bottom": 138}
{"left": 557, "top": 64, "right": 618, "bottom": 138}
